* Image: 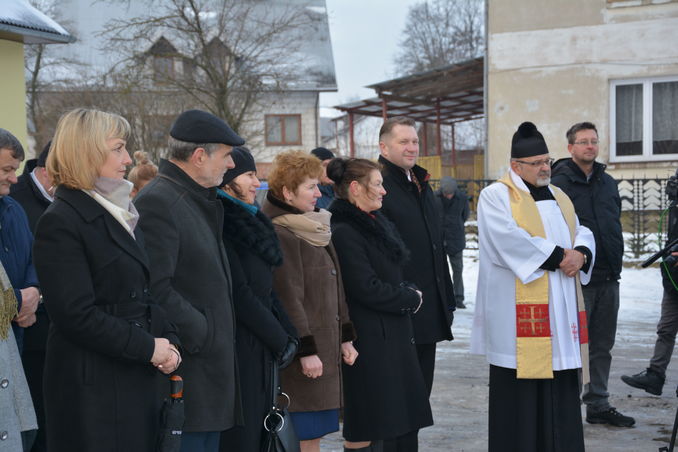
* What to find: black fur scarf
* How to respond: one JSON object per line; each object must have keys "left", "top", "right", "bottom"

{"left": 220, "top": 197, "right": 283, "bottom": 267}
{"left": 328, "top": 198, "right": 410, "bottom": 265}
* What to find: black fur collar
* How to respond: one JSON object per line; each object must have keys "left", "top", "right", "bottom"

{"left": 220, "top": 197, "right": 283, "bottom": 267}
{"left": 329, "top": 198, "right": 409, "bottom": 265}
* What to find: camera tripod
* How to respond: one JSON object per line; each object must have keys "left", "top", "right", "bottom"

{"left": 659, "top": 386, "right": 678, "bottom": 452}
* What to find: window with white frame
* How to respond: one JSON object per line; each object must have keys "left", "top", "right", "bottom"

{"left": 610, "top": 77, "right": 678, "bottom": 162}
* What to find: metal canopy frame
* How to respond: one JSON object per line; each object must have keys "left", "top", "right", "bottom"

{"left": 333, "top": 56, "right": 484, "bottom": 162}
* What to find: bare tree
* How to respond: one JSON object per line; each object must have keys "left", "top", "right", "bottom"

{"left": 100, "top": 0, "right": 321, "bottom": 133}
{"left": 394, "top": 0, "right": 484, "bottom": 76}
{"left": 24, "top": 0, "right": 85, "bottom": 150}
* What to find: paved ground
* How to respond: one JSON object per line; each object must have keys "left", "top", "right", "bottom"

{"left": 319, "top": 256, "right": 678, "bottom": 451}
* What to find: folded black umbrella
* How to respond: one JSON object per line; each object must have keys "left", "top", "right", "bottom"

{"left": 157, "top": 375, "right": 184, "bottom": 452}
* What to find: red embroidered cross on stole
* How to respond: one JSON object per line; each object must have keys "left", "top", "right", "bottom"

{"left": 516, "top": 304, "right": 551, "bottom": 337}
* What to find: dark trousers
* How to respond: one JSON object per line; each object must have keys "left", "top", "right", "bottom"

{"left": 447, "top": 251, "right": 464, "bottom": 304}
{"left": 22, "top": 350, "right": 47, "bottom": 452}
{"left": 581, "top": 280, "right": 619, "bottom": 412}
{"left": 650, "top": 288, "right": 678, "bottom": 375}
{"left": 180, "top": 431, "right": 220, "bottom": 452}
{"left": 489, "top": 365, "right": 584, "bottom": 452}
{"left": 416, "top": 343, "right": 436, "bottom": 397}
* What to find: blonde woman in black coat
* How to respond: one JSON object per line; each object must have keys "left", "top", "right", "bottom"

{"left": 327, "top": 158, "right": 433, "bottom": 452}
{"left": 33, "top": 109, "right": 181, "bottom": 452}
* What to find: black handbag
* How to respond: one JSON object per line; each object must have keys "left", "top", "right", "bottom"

{"left": 261, "top": 361, "right": 300, "bottom": 452}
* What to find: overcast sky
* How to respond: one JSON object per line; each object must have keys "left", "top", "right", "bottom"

{"left": 320, "top": 0, "right": 421, "bottom": 117}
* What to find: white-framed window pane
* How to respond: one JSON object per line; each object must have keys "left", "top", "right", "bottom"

{"left": 284, "top": 116, "right": 300, "bottom": 143}
{"left": 652, "top": 81, "right": 678, "bottom": 155}
{"left": 266, "top": 116, "right": 282, "bottom": 143}
{"left": 615, "top": 84, "right": 643, "bottom": 156}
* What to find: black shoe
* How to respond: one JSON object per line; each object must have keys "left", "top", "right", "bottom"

{"left": 586, "top": 407, "right": 635, "bottom": 427}
{"left": 621, "top": 368, "right": 665, "bottom": 396}
{"left": 456, "top": 301, "right": 467, "bottom": 309}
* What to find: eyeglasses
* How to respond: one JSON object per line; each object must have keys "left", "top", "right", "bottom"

{"left": 573, "top": 140, "right": 599, "bottom": 146}
{"left": 514, "top": 158, "right": 554, "bottom": 168}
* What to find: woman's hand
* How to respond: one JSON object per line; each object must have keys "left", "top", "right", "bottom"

{"left": 157, "top": 344, "right": 181, "bottom": 375}
{"left": 151, "top": 338, "right": 171, "bottom": 365}
{"left": 341, "top": 341, "right": 358, "bottom": 366}
{"left": 152, "top": 338, "right": 181, "bottom": 374}
{"left": 300, "top": 354, "right": 323, "bottom": 379}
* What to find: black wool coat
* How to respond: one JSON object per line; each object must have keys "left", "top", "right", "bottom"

{"left": 33, "top": 186, "right": 179, "bottom": 452}
{"left": 135, "top": 160, "right": 240, "bottom": 432}
{"left": 378, "top": 156, "right": 454, "bottom": 344}
{"left": 551, "top": 158, "right": 623, "bottom": 283}
{"left": 329, "top": 198, "right": 433, "bottom": 441}
{"left": 9, "top": 173, "right": 52, "bottom": 352}
{"left": 9, "top": 172, "right": 51, "bottom": 234}
{"left": 218, "top": 195, "right": 297, "bottom": 452}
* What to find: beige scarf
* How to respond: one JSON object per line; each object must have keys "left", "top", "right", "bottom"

{"left": 272, "top": 210, "right": 332, "bottom": 247}
{"left": 0, "top": 260, "right": 18, "bottom": 339}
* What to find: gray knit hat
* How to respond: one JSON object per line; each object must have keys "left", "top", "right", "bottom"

{"left": 440, "top": 176, "right": 458, "bottom": 196}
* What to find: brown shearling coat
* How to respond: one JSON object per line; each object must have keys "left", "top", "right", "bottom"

{"left": 262, "top": 194, "right": 354, "bottom": 413}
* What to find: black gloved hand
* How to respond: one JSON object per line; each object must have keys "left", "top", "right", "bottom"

{"left": 278, "top": 337, "right": 299, "bottom": 369}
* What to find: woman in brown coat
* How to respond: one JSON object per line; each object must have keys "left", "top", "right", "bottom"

{"left": 262, "top": 151, "right": 358, "bottom": 452}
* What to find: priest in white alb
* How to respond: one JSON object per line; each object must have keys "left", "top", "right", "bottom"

{"left": 471, "top": 122, "right": 595, "bottom": 452}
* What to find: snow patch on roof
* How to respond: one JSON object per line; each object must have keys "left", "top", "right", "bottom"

{"left": 0, "top": 0, "right": 72, "bottom": 43}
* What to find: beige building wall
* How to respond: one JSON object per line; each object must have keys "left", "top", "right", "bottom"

{"left": 0, "top": 38, "right": 29, "bottom": 150}
{"left": 487, "top": 0, "right": 678, "bottom": 180}
{"left": 246, "top": 91, "right": 322, "bottom": 162}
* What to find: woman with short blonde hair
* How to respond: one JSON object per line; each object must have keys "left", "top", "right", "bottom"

{"left": 47, "top": 108, "right": 131, "bottom": 190}
{"left": 34, "top": 108, "right": 181, "bottom": 452}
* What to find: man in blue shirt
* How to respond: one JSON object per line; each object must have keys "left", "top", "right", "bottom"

{"left": 0, "top": 129, "right": 40, "bottom": 353}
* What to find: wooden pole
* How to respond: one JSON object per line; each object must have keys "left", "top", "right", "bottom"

{"left": 349, "top": 112, "right": 355, "bottom": 158}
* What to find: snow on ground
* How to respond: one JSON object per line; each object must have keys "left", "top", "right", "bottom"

{"left": 456, "top": 247, "right": 665, "bottom": 330}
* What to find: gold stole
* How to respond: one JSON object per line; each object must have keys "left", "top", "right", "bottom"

{"left": 0, "top": 260, "right": 18, "bottom": 339}
{"left": 498, "top": 173, "right": 590, "bottom": 384}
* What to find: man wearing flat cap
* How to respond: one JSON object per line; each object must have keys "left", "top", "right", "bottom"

{"left": 471, "top": 122, "right": 595, "bottom": 452}
{"left": 135, "top": 109, "right": 243, "bottom": 452}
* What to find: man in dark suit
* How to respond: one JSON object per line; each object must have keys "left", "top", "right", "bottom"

{"left": 135, "top": 110, "right": 243, "bottom": 452}
{"left": 377, "top": 116, "right": 454, "bottom": 450}
{"left": 9, "top": 142, "right": 52, "bottom": 452}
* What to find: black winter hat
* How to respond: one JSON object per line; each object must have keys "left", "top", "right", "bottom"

{"left": 37, "top": 141, "right": 51, "bottom": 167}
{"left": 221, "top": 147, "right": 256, "bottom": 187}
{"left": 170, "top": 109, "right": 245, "bottom": 147}
{"left": 511, "top": 122, "right": 549, "bottom": 158}
{"left": 310, "top": 147, "right": 334, "bottom": 161}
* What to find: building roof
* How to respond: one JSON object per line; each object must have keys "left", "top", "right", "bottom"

{"left": 43, "top": 0, "right": 336, "bottom": 90}
{"left": 334, "top": 57, "right": 484, "bottom": 125}
{"left": 0, "top": 0, "right": 74, "bottom": 44}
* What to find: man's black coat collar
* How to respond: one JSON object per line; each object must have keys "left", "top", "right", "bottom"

{"left": 26, "top": 173, "right": 52, "bottom": 205}
{"left": 158, "top": 159, "right": 216, "bottom": 200}
{"left": 378, "top": 155, "right": 430, "bottom": 187}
